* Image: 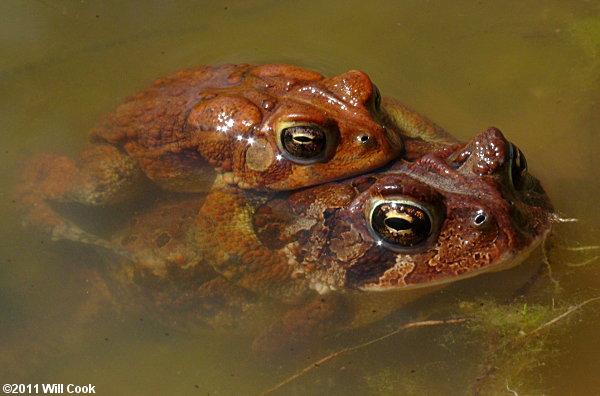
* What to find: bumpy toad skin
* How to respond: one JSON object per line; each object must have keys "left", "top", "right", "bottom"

{"left": 195, "top": 127, "right": 553, "bottom": 353}
{"left": 90, "top": 63, "right": 406, "bottom": 191}
{"left": 106, "top": 195, "right": 262, "bottom": 330}
{"left": 90, "top": 121, "right": 459, "bottom": 344}
{"left": 256, "top": 127, "right": 553, "bottom": 292}
{"left": 16, "top": 63, "right": 451, "bottom": 243}
{"left": 29, "top": 126, "right": 551, "bottom": 356}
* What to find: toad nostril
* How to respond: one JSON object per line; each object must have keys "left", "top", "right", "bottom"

{"left": 472, "top": 210, "right": 489, "bottom": 227}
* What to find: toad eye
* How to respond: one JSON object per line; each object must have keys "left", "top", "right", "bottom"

{"left": 509, "top": 143, "right": 528, "bottom": 189}
{"left": 277, "top": 123, "right": 335, "bottom": 163}
{"left": 369, "top": 200, "right": 433, "bottom": 248}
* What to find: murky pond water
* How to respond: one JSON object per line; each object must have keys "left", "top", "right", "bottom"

{"left": 1, "top": 1, "right": 599, "bottom": 395}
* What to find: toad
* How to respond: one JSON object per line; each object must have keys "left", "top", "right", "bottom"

{"left": 16, "top": 63, "right": 455, "bottom": 244}
{"left": 98, "top": 127, "right": 553, "bottom": 354}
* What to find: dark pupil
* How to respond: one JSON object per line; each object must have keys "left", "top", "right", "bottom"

{"left": 384, "top": 217, "right": 412, "bottom": 231}
{"left": 281, "top": 126, "right": 326, "bottom": 159}
{"left": 510, "top": 144, "right": 528, "bottom": 188}
{"left": 293, "top": 135, "right": 312, "bottom": 143}
{"left": 372, "top": 203, "right": 431, "bottom": 246}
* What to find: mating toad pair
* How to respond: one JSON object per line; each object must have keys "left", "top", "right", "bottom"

{"left": 16, "top": 64, "right": 553, "bottom": 354}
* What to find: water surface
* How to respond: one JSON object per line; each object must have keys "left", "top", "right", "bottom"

{"left": 1, "top": 1, "right": 599, "bottom": 394}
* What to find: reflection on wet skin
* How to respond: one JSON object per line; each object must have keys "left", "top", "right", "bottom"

{"left": 2, "top": 1, "right": 599, "bottom": 393}
{"left": 14, "top": 62, "right": 553, "bottom": 364}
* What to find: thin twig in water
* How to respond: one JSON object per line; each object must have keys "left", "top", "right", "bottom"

{"left": 541, "top": 236, "right": 560, "bottom": 291}
{"left": 521, "top": 296, "right": 600, "bottom": 339}
{"left": 567, "top": 256, "right": 599, "bottom": 267}
{"left": 561, "top": 245, "right": 600, "bottom": 252}
{"left": 472, "top": 295, "right": 600, "bottom": 395}
{"left": 542, "top": 233, "right": 599, "bottom": 270}
{"left": 561, "top": 243, "right": 600, "bottom": 268}
{"left": 505, "top": 382, "right": 519, "bottom": 396}
{"left": 259, "top": 318, "right": 467, "bottom": 396}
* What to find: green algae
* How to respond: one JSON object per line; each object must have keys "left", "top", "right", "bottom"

{"left": 361, "top": 294, "right": 590, "bottom": 395}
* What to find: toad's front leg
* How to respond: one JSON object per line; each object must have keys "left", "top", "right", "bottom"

{"left": 16, "top": 143, "right": 145, "bottom": 245}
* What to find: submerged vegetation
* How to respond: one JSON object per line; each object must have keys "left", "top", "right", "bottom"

{"left": 264, "top": 237, "right": 600, "bottom": 395}
{"left": 463, "top": 298, "right": 568, "bottom": 395}
{"left": 364, "top": 237, "right": 600, "bottom": 395}
{"left": 363, "top": 296, "right": 599, "bottom": 396}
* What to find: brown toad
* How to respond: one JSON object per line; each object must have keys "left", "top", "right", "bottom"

{"left": 16, "top": 63, "right": 454, "bottom": 245}
{"left": 100, "top": 127, "right": 553, "bottom": 354}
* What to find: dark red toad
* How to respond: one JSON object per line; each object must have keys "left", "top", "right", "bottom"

{"left": 111, "top": 127, "right": 553, "bottom": 354}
